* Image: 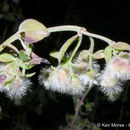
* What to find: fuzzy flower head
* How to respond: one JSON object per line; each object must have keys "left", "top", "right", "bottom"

{"left": 39, "top": 68, "right": 52, "bottom": 88}
{"left": 6, "top": 77, "right": 31, "bottom": 99}
{"left": 99, "top": 69, "right": 123, "bottom": 97}
{"left": 108, "top": 57, "right": 130, "bottom": 80}
{"left": 39, "top": 66, "right": 70, "bottom": 93}
{"left": 0, "top": 74, "right": 7, "bottom": 92}
{"left": 69, "top": 74, "right": 85, "bottom": 95}
{"left": 39, "top": 65, "right": 85, "bottom": 95}
{"left": 99, "top": 55, "right": 130, "bottom": 98}
{"left": 0, "top": 63, "right": 32, "bottom": 99}
{"left": 72, "top": 59, "right": 89, "bottom": 73}
{"left": 79, "top": 69, "right": 99, "bottom": 87}
{"left": 49, "top": 67, "right": 70, "bottom": 93}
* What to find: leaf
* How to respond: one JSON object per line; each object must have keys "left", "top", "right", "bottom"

{"left": 19, "top": 62, "right": 33, "bottom": 70}
{"left": 19, "top": 51, "right": 28, "bottom": 61}
{"left": 15, "top": 58, "right": 33, "bottom": 70}
{"left": 18, "top": 19, "right": 50, "bottom": 44}
{"left": 58, "top": 35, "right": 78, "bottom": 63}
{"left": 111, "top": 42, "right": 130, "bottom": 51}
{"left": 104, "top": 46, "right": 112, "bottom": 63}
{"left": 93, "top": 50, "right": 104, "bottom": 59}
{"left": 0, "top": 53, "right": 15, "bottom": 62}
{"left": 50, "top": 51, "right": 59, "bottom": 59}
{"left": 25, "top": 72, "right": 36, "bottom": 77}
{"left": 79, "top": 50, "right": 89, "bottom": 60}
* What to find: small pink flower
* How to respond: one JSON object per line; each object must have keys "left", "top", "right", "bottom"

{"left": 108, "top": 57, "right": 130, "bottom": 80}
{"left": 99, "top": 69, "right": 122, "bottom": 97}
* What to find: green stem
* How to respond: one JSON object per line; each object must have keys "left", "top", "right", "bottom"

{"left": 89, "top": 37, "right": 94, "bottom": 54}
{"left": 89, "top": 37, "right": 94, "bottom": 70}
{"left": 69, "top": 87, "right": 92, "bottom": 130}
{"left": 69, "top": 35, "right": 82, "bottom": 62}
{"left": 0, "top": 32, "right": 19, "bottom": 52}
{"left": 47, "top": 25, "right": 116, "bottom": 45}
{"left": 61, "top": 35, "right": 82, "bottom": 68}
{"left": 89, "top": 56, "right": 93, "bottom": 70}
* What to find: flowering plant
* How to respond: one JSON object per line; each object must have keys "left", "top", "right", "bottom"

{"left": 0, "top": 19, "right": 130, "bottom": 129}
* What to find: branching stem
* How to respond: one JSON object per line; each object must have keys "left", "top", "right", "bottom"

{"left": 47, "top": 25, "right": 116, "bottom": 45}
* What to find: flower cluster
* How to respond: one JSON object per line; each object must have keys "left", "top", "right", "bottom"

{"left": 99, "top": 54, "right": 130, "bottom": 98}
{"left": 39, "top": 50, "right": 130, "bottom": 100}
{"left": 0, "top": 19, "right": 130, "bottom": 101}
{"left": 0, "top": 63, "right": 31, "bottom": 99}
{"left": 39, "top": 53, "right": 100, "bottom": 95}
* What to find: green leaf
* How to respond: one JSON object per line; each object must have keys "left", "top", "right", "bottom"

{"left": 19, "top": 51, "right": 28, "bottom": 61}
{"left": 24, "top": 72, "right": 36, "bottom": 77}
{"left": 50, "top": 51, "right": 59, "bottom": 59}
{"left": 15, "top": 58, "right": 33, "bottom": 70}
{"left": 20, "top": 62, "right": 33, "bottom": 70}
{"left": 93, "top": 50, "right": 104, "bottom": 59}
{"left": 58, "top": 35, "right": 78, "bottom": 63}
{"left": 111, "top": 42, "right": 130, "bottom": 51}
{"left": 79, "top": 50, "right": 89, "bottom": 60}
{"left": 0, "top": 53, "right": 15, "bottom": 62}
{"left": 18, "top": 19, "right": 50, "bottom": 44}
{"left": 104, "top": 46, "right": 112, "bottom": 63}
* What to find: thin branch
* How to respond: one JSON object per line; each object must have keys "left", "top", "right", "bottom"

{"left": 0, "top": 32, "right": 19, "bottom": 52}
{"left": 47, "top": 25, "right": 116, "bottom": 45}
{"left": 6, "top": 44, "right": 19, "bottom": 54}
{"left": 69, "top": 87, "right": 92, "bottom": 130}
{"left": 18, "top": 38, "right": 28, "bottom": 51}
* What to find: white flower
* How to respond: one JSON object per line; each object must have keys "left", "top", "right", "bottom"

{"left": 39, "top": 66, "right": 85, "bottom": 95}
{"left": 99, "top": 69, "right": 122, "bottom": 97}
{"left": 49, "top": 67, "right": 71, "bottom": 93}
{"left": 79, "top": 74, "right": 99, "bottom": 87}
{"left": 39, "top": 68, "right": 52, "bottom": 89}
{"left": 0, "top": 74, "right": 7, "bottom": 92}
{"left": 6, "top": 77, "right": 32, "bottom": 99}
{"left": 107, "top": 57, "right": 130, "bottom": 80}
{"left": 69, "top": 75, "right": 85, "bottom": 95}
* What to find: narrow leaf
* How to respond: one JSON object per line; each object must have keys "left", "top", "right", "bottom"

{"left": 25, "top": 72, "right": 36, "bottom": 77}
{"left": 58, "top": 35, "right": 78, "bottom": 63}
{"left": 79, "top": 50, "right": 89, "bottom": 60}
{"left": 0, "top": 53, "right": 15, "bottom": 62}
{"left": 50, "top": 51, "right": 59, "bottom": 59}
{"left": 93, "top": 50, "right": 104, "bottom": 59}
{"left": 111, "top": 42, "right": 130, "bottom": 51}
{"left": 104, "top": 46, "right": 112, "bottom": 63}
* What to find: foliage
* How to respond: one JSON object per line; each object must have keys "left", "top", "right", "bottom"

{"left": 0, "top": 1, "right": 130, "bottom": 129}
